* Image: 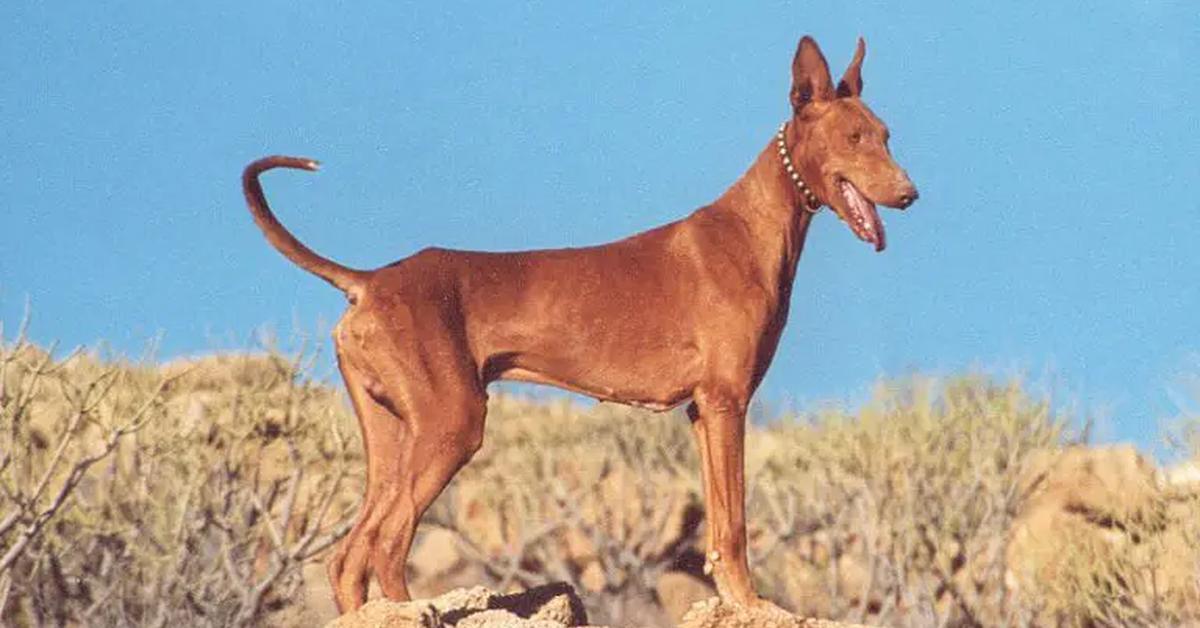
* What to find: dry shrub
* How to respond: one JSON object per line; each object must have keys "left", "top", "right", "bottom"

{"left": 4, "top": 325, "right": 1199, "bottom": 628}
{"left": 746, "top": 376, "right": 1068, "bottom": 626}
{"left": 424, "top": 396, "right": 703, "bottom": 626}
{"left": 421, "top": 376, "right": 1066, "bottom": 626}
{"left": 0, "top": 328, "right": 360, "bottom": 627}
{"left": 426, "top": 376, "right": 1200, "bottom": 627}
{"left": 1027, "top": 508, "right": 1195, "bottom": 627}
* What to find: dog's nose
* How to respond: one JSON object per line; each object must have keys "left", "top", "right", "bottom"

{"left": 897, "top": 186, "right": 918, "bottom": 209}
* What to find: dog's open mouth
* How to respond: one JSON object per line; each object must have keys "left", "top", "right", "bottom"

{"left": 836, "top": 178, "right": 886, "bottom": 252}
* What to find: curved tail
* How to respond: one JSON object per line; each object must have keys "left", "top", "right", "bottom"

{"left": 242, "top": 156, "right": 366, "bottom": 299}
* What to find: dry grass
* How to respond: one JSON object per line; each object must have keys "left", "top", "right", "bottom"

{"left": 2, "top": 329, "right": 1198, "bottom": 627}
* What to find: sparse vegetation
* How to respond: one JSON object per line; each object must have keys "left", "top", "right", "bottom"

{"left": 2, "top": 329, "right": 1198, "bottom": 627}
{"left": 0, "top": 327, "right": 358, "bottom": 627}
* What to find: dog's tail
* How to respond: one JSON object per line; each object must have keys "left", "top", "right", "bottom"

{"left": 242, "top": 156, "right": 367, "bottom": 301}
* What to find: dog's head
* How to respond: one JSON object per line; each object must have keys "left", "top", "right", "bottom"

{"left": 787, "top": 36, "right": 917, "bottom": 252}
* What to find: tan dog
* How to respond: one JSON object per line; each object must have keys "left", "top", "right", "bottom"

{"left": 242, "top": 35, "right": 916, "bottom": 613}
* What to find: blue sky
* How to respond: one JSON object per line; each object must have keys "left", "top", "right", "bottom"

{"left": 1, "top": 2, "right": 1196, "bottom": 452}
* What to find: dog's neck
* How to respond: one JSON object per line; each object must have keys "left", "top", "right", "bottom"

{"left": 706, "top": 126, "right": 819, "bottom": 295}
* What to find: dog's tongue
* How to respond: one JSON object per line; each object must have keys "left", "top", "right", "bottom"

{"left": 841, "top": 181, "right": 886, "bottom": 252}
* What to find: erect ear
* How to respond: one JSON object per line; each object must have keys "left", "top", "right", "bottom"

{"left": 836, "top": 37, "right": 867, "bottom": 98}
{"left": 790, "top": 36, "right": 835, "bottom": 112}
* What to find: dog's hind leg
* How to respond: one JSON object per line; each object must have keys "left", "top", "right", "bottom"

{"left": 328, "top": 307, "right": 488, "bottom": 607}
{"left": 368, "top": 379, "right": 486, "bottom": 602}
{"left": 326, "top": 349, "right": 409, "bottom": 612}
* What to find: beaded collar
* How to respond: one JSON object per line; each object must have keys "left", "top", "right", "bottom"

{"left": 775, "top": 123, "right": 823, "bottom": 214}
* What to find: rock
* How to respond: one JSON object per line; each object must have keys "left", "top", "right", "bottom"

{"left": 326, "top": 598, "right": 441, "bottom": 628}
{"left": 678, "top": 597, "right": 875, "bottom": 628}
{"left": 1008, "top": 445, "right": 1165, "bottom": 590}
{"left": 325, "top": 583, "right": 593, "bottom": 628}
{"left": 655, "top": 571, "right": 715, "bottom": 623}
{"left": 428, "top": 585, "right": 494, "bottom": 618}
{"left": 325, "top": 583, "right": 883, "bottom": 628}
{"left": 455, "top": 609, "right": 566, "bottom": 628}
{"left": 1020, "top": 445, "right": 1162, "bottom": 523}
{"left": 526, "top": 589, "right": 584, "bottom": 624}
{"left": 1004, "top": 445, "right": 1200, "bottom": 623}
{"left": 1165, "top": 460, "right": 1200, "bottom": 488}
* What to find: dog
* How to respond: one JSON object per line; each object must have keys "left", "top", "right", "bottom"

{"left": 242, "top": 35, "right": 917, "bottom": 613}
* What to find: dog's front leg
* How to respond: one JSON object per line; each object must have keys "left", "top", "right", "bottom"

{"left": 689, "top": 387, "right": 759, "bottom": 605}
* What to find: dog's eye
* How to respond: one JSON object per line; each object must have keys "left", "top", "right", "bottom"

{"left": 848, "top": 132, "right": 862, "bottom": 145}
